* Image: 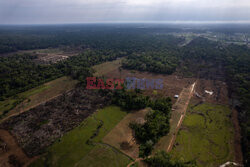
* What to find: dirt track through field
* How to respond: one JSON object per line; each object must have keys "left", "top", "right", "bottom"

{"left": 166, "top": 82, "right": 196, "bottom": 152}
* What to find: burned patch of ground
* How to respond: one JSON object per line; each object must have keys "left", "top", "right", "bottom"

{"left": 29, "top": 106, "right": 130, "bottom": 167}
{"left": 0, "top": 88, "right": 111, "bottom": 157}
{"left": 0, "top": 76, "right": 78, "bottom": 123}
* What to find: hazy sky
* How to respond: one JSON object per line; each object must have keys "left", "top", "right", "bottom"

{"left": 0, "top": 0, "right": 250, "bottom": 24}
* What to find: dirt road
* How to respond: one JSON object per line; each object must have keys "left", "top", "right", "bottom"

{"left": 166, "top": 82, "right": 196, "bottom": 152}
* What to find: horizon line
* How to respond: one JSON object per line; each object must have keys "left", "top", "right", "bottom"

{"left": 1, "top": 20, "right": 250, "bottom": 26}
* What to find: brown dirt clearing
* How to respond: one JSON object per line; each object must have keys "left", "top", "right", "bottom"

{"left": 0, "top": 129, "right": 37, "bottom": 167}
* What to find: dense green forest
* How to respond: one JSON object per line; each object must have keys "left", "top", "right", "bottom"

{"left": 0, "top": 25, "right": 183, "bottom": 54}
{"left": 122, "top": 51, "right": 179, "bottom": 74}
{"left": 0, "top": 54, "right": 63, "bottom": 100}
{"left": 223, "top": 45, "right": 250, "bottom": 165}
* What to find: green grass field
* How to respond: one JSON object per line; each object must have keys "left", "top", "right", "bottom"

{"left": 0, "top": 85, "right": 50, "bottom": 117}
{"left": 170, "top": 103, "right": 235, "bottom": 167}
{"left": 30, "top": 106, "right": 131, "bottom": 167}
{"left": 0, "top": 76, "right": 78, "bottom": 121}
{"left": 76, "top": 144, "right": 131, "bottom": 167}
{"left": 93, "top": 58, "right": 123, "bottom": 77}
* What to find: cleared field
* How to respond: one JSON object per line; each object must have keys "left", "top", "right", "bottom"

{"left": 194, "top": 79, "right": 229, "bottom": 105}
{"left": 170, "top": 102, "right": 235, "bottom": 167}
{"left": 0, "top": 76, "right": 78, "bottom": 122}
{"left": 93, "top": 58, "right": 123, "bottom": 77}
{"left": 93, "top": 59, "right": 195, "bottom": 103}
{"left": 18, "top": 48, "right": 78, "bottom": 64}
{"left": 103, "top": 108, "right": 150, "bottom": 159}
{"left": 29, "top": 106, "right": 131, "bottom": 167}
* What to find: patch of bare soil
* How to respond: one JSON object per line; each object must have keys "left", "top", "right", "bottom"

{"left": 0, "top": 88, "right": 111, "bottom": 157}
{"left": 0, "top": 129, "right": 37, "bottom": 167}
{"left": 20, "top": 48, "right": 80, "bottom": 64}
{"left": 0, "top": 48, "right": 79, "bottom": 64}
{"left": 105, "top": 68, "right": 196, "bottom": 102}
{"left": 34, "top": 53, "right": 70, "bottom": 64}
{"left": 194, "top": 79, "right": 229, "bottom": 104}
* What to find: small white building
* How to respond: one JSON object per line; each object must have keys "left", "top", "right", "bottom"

{"left": 174, "top": 95, "right": 179, "bottom": 98}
